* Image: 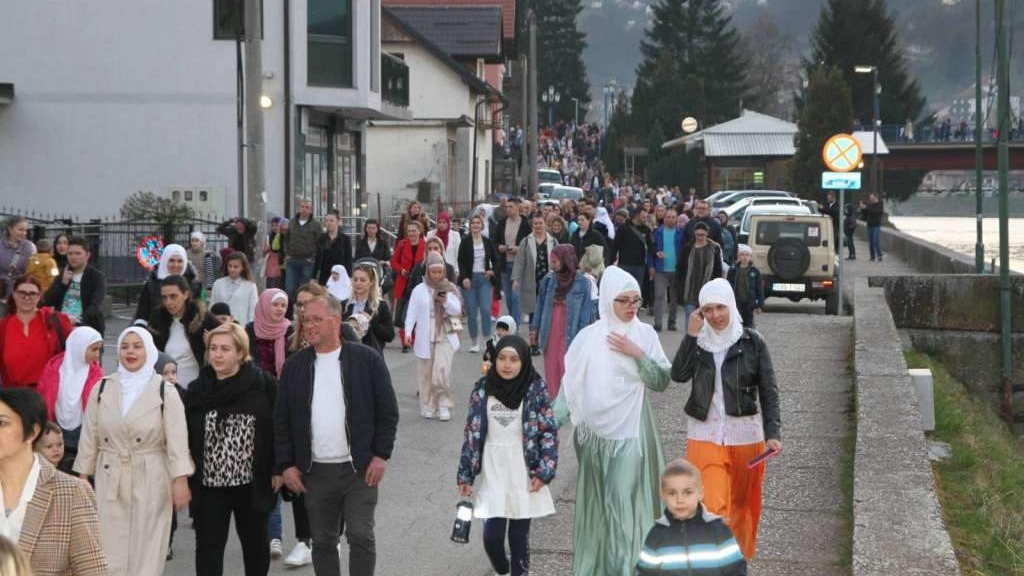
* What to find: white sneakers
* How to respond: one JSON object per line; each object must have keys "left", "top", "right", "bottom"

{"left": 438, "top": 407, "right": 451, "bottom": 421}
{"left": 269, "top": 539, "right": 283, "bottom": 559}
{"left": 422, "top": 408, "right": 436, "bottom": 419}
{"left": 283, "top": 541, "right": 312, "bottom": 567}
{"left": 469, "top": 344, "right": 481, "bottom": 353}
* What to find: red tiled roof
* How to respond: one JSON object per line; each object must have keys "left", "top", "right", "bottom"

{"left": 382, "top": 0, "right": 516, "bottom": 40}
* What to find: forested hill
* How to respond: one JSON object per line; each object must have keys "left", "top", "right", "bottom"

{"left": 581, "top": 0, "right": 1024, "bottom": 120}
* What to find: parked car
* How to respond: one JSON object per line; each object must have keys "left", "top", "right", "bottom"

{"left": 548, "top": 185, "right": 584, "bottom": 201}
{"left": 538, "top": 183, "right": 558, "bottom": 199}
{"left": 711, "top": 189, "right": 796, "bottom": 209}
{"left": 721, "top": 196, "right": 805, "bottom": 224}
{"left": 748, "top": 213, "right": 840, "bottom": 315}
{"left": 538, "top": 168, "right": 563, "bottom": 186}
{"left": 738, "top": 204, "right": 813, "bottom": 244}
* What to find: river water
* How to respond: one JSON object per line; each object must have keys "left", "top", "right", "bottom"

{"left": 889, "top": 217, "right": 1024, "bottom": 273}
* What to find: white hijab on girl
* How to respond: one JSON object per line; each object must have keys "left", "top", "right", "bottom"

{"left": 560, "top": 266, "right": 670, "bottom": 440}
{"left": 55, "top": 327, "right": 103, "bottom": 430}
{"left": 116, "top": 327, "right": 160, "bottom": 416}
{"left": 326, "top": 265, "right": 352, "bottom": 302}
{"left": 696, "top": 278, "right": 745, "bottom": 353}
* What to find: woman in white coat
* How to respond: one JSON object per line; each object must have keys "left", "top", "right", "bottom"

{"left": 210, "top": 252, "right": 258, "bottom": 326}
{"left": 403, "top": 252, "right": 462, "bottom": 422}
{"left": 73, "top": 327, "right": 193, "bottom": 576}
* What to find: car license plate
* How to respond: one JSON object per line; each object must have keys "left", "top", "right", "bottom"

{"left": 773, "top": 283, "right": 806, "bottom": 293}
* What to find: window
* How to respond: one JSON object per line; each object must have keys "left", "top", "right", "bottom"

{"left": 308, "top": 0, "right": 353, "bottom": 87}
{"left": 214, "top": 0, "right": 263, "bottom": 40}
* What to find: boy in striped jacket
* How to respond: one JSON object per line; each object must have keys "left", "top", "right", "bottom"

{"left": 636, "top": 459, "right": 747, "bottom": 575}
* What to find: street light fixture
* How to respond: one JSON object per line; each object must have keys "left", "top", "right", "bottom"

{"left": 541, "top": 85, "right": 561, "bottom": 127}
{"left": 571, "top": 97, "right": 581, "bottom": 126}
{"left": 855, "top": 65, "right": 881, "bottom": 196}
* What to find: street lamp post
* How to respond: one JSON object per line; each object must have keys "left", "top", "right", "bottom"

{"left": 542, "top": 85, "right": 560, "bottom": 127}
{"left": 855, "top": 65, "right": 881, "bottom": 195}
{"left": 571, "top": 97, "right": 580, "bottom": 126}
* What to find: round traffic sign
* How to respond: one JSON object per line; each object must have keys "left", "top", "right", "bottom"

{"left": 822, "top": 134, "right": 862, "bottom": 173}
{"left": 681, "top": 117, "right": 699, "bottom": 133}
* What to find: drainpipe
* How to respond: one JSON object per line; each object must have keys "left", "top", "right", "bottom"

{"left": 283, "top": 0, "right": 292, "bottom": 216}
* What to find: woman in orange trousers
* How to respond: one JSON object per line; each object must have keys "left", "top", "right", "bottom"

{"left": 671, "top": 278, "right": 782, "bottom": 560}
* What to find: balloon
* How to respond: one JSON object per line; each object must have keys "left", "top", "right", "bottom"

{"left": 136, "top": 236, "right": 164, "bottom": 270}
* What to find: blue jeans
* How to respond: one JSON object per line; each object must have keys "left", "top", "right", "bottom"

{"left": 868, "top": 226, "right": 883, "bottom": 260}
{"left": 501, "top": 262, "right": 521, "bottom": 326}
{"left": 268, "top": 494, "right": 282, "bottom": 540}
{"left": 462, "top": 272, "right": 493, "bottom": 341}
{"left": 285, "top": 258, "right": 315, "bottom": 301}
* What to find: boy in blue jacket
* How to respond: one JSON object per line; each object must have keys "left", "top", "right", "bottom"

{"left": 637, "top": 459, "right": 747, "bottom": 575}
{"left": 726, "top": 244, "right": 764, "bottom": 328}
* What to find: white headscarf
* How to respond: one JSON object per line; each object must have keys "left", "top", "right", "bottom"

{"left": 116, "top": 327, "right": 160, "bottom": 416}
{"left": 55, "top": 327, "right": 103, "bottom": 430}
{"left": 156, "top": 244, "right": 188, "bottom": 280}
{"left": 561, "top": 266, "right": 670, "bottom": 440}
{"left": 596, "top": 207, "right": 616, "bottom": 240}
{"left": 737, "top": 244, "right": 752, "bottom": 256}
{"left": 326, "top": 265, "right": 352, "bottom": 302}
{"left": 696, "top": 278, "right": 745, "bottom": 353}
{"left": 493, "top": 314, "right": 518, "bottom": 344}
{"left": 189, "top": 231, "right": 206, "bottom": 248}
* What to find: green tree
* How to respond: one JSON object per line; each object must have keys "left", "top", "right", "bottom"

{"left": 792, "top": 66, "right": 854, "bottom": 199}
{"left": 533, "top": 0, "right": 590, "bottom": 125}
{"left": 631, "top": 0, "right": 751, "bottom": 137}
{"left": 119, "top": 191, "right": 196, "bottom": 245}
{"left": 803, "top": 0, "right": 926, "bottom": 126}
{"left": 601, "top": 89, "right": 631, "bottom": 176}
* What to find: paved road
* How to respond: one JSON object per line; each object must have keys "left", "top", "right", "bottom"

{"left": 97, "top": 290, "right": 857, "bottom": 575}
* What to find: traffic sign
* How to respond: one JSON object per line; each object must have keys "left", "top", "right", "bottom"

{"left": 821, "top": 171, "right": 862, "bottom": 190}
{"left": 821, "top": 133, "right": 862, "bottom": 173}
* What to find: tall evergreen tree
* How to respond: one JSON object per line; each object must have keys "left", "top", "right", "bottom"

{"left": 533, "top": 0, "right": 591, "bottom": 125}
{"left": 792, "top": 66, "right": 854, "bottom": 199}
{"left": 803, "top": 0, "right": 926, "bottom": 125}
{"left": 631, "top": 0, "right": 751, "bottom": 138}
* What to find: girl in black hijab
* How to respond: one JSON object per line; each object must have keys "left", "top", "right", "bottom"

{"left": 457, "top": 334, "right": 560, "bottom": 576}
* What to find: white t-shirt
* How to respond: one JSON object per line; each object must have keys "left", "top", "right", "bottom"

{"left": 0, "top": 455, "right": 41, "bottom": 543}
{"left": 166, "top": 319, "right": 200, "bottom": 389}
{"left": 472, "top": 241, "right": 486, "bottom": 273}
{"left": 311, "top": 347, "right": 350, "bottom": 463}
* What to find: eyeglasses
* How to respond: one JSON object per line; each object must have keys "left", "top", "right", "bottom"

{"left": 14, "top": 290, "right": 40, "bottom": 298}
{"left": 613, "top": 297, "right": 644, "bottom": 308}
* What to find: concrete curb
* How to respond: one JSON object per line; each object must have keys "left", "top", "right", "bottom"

{"left": 851, "top": 277, "right": 960, "bottom": 576}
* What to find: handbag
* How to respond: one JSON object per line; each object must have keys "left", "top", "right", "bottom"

{"left": 444, "top": 315, "right": 464, "bottom": 333}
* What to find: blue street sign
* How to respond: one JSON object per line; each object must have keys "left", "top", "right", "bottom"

{"left": 821, "top": 171, "right": 862, "bottom": 190}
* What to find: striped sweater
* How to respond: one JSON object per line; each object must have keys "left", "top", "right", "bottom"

{"left": 636, "top": 506, "right": 747, "bottom": 575}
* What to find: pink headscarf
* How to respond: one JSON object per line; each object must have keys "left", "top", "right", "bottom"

{"left": 254, "top": 288, "right": 290, "bottom": 376}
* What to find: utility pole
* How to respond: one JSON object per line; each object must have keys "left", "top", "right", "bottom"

{"left": 975, "top": 0, "right": 985, "bottom": 273}
{"left": 995, "top": 0, "right": 1013, "bottom": 424}
{"left": 871, "top": 68, "right": 880, "bottom": 197}
{"left": 527, "top": 11, "right": 538, "bottom": 199}
{"left": 243, "top": 0, "right": 268, "bottom": 288}
{"left": 519, "top": 54, "right": 528, "bottom": 196}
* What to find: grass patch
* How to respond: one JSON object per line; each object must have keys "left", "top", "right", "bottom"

{"left": 905, "top": 350, "right": 1024, "bottom": 576}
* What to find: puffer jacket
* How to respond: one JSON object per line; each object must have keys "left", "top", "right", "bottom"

{"left": 457, "top": 377, "right": 558, "bottom": 487}
{"left": 670, "top": 329, "right": 781, "bottom": 441}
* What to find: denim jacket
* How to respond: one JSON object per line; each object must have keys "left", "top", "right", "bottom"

{"left": 647, "top": 225, "right": 687, "bottom": 273}
{"left": 457, "top": 377, "right": 559, "bottom": 487}
{"left": 532, "top": 272, "right": 595, "bottom": 350}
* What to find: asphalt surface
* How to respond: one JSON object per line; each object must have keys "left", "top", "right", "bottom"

{"left": 95, "top": 247, "right": 902, "bottom": 575}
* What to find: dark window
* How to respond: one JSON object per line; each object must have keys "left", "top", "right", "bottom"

{"left": 214, "top": 0, "right": 263, "bottom": 40}
{"left": 755, "top": 221, "right": 822, "bottom": 247}
{"left": 308, "top": 0, "right": 352, "bottom": 87}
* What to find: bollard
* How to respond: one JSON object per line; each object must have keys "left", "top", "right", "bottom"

{"left": 908, "top": 368, "right": 935, "bottom": 432}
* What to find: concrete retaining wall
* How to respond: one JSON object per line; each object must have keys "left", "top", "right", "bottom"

{"left": 869, "top": 224, "right": 1022, "bottom": 277}
{"left": 852, "top": 277, "right": 960, "bottom": 576}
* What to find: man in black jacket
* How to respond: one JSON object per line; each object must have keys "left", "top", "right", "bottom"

{"left": 683, "top": 200, "right": 724, "bottom": 246}
{"left": 859, "top": 193, "right": 885, "bottom": 261}
{"left": 43, "top": 236, "right": 106, "bottom": 335}
{"left": 275, "top": 295, "right": 398, "bottom": 576}
{"left": 610, "top": 206, "right": 653, "bottom": 288}
{"left": 491, "top": 197, "right": 530, "bottom": 325}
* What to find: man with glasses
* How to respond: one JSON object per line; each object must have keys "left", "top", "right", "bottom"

{"left": 682, "top": 200, "right": 724, "bottom": 246}
{"left": 43, "top": 236, "right": 107, "bottom": 336}
{"left": 675, "top": 222, "right": 723, "bottom": 319}
{"left": 275, "top": 295, "right": 399, "bottom": 576}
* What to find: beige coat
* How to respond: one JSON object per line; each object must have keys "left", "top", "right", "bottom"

{"left": 73, "top": 375, "right": 193, "bottom": 576}
{"left": 511, "top": 233, "right": 557, "bottom": 315}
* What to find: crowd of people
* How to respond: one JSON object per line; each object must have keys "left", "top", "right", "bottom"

{"left": 0, "top": 165, "right": 796, "bottom": 576}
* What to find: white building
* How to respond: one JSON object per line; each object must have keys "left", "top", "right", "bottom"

{"left": 0, "top": 0, "right": 411, "bottom": 220}
{"left": 365, "top": 7, "right": 503, "bottom": 215}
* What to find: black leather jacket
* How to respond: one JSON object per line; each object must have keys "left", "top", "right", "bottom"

{"left": 671, "top": 329, "right": 781, "bottom": 440}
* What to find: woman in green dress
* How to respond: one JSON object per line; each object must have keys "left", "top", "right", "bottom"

{"left": 554, "top": 265, "right": 672, "bottom": 575}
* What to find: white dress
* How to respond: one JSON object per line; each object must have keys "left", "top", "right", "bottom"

{"left": 473, "top": 397, "right": 555, "bottom": 520}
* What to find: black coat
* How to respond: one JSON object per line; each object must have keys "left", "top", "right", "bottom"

{"left": 860, "top": 201, "right": 885, "bottom": 227}
{"left": 217, "top": 218, "right": 258, "bottom": 261}
{"left": 571, "top": 227, "right": 606, "bottom": 260}
{"left": 354, "top": 237, "right": 391, "bottom": 262}
{"left": 148, "top": 302, "right": 216, "bottom": 368}
{"left": 671, "top": 330, "right": 781, "bottom": 441}
{"left": 43, "top": 265, "right": 107, "bottom": 335}
{"left": 456, "top": 236, "right": 498, "bottom": 286}
{"left": 683, "top": 217, "right": 724, "bottom": 246}
{"left": 610, "top": 222, "right": 652, "bottom": 267}
{"left": 183, "top": 362, "right": 277, "bottom": 512}
{"left": 316, "top": 232, "right": 353, "bottom": 285}
{"left": 274, "top": 342, "right": 399, "bottom": 474}
{"left": 491, "top": 216, "right": 530, "bottom": 269}
{"left": 343, "top": 299, "right": 395, "bottom": 352}
{"left": 674, "top": 242, "right": 724, "bottom": 305}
